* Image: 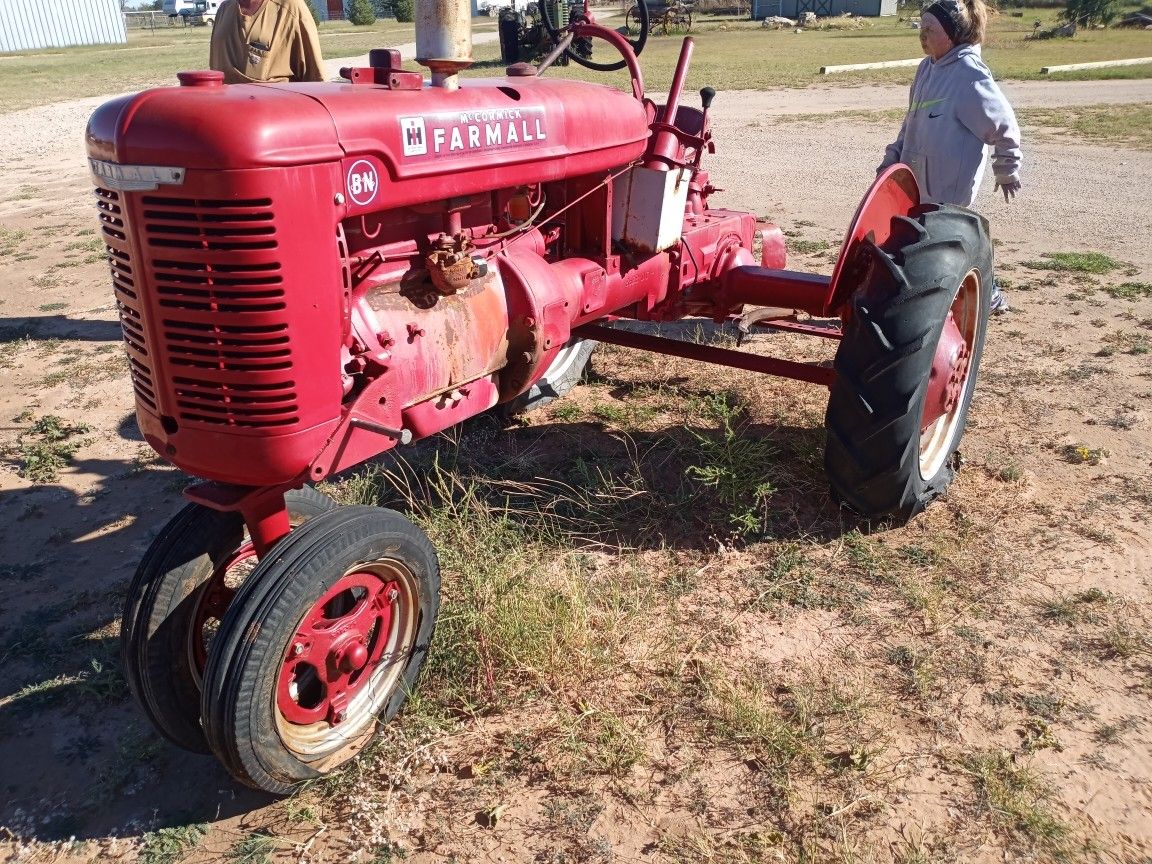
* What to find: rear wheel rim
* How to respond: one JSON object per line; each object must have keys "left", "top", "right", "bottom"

{"left": 919, "top": 268, "right": 982, "bottom": 479}
{"left": 273, "top": 560, "right": 419, "bottom": 759}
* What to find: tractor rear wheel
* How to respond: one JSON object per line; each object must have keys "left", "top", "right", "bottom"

{"left": 824, "top": 204, "right": 992, "bottom": 524}
{"left": 119, "top": 486, "right": 334, "bottom": 752}
{"left": 501, "top": 337, "right": 596, "bottom": 417}
{"left": 199, "top": 506, "right": 440, "bottom": 794}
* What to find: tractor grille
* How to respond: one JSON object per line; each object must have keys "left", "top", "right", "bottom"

{"left": 97, "top": 188, "right": 157, "bottom": 411}
{"left": 97, "top": 188, "right": 302, "bottom": 429}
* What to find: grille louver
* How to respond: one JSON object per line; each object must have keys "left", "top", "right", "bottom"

{"left": 95, "top": 188, "right": 301, "bottom": 428}
{"left": 97, "top": 188, "right": 156, "bottom": 410}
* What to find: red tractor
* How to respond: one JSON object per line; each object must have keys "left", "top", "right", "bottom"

{"left": 87, "top": 0, "right": 991, "bottom": 794}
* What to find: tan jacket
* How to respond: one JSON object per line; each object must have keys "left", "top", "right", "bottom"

{"left": 209, "top": 0, "right": 324, "bottom": 84}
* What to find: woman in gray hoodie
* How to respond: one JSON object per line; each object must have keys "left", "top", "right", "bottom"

{"left": 879, "top": 0, "right": 1021, "bottom": 309}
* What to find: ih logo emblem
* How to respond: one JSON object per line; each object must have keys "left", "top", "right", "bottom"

{"left": 346, "top": 160, "right": 379, "bottom": 207}
{"left": 399, "top": 117, "right": 427, "bottom": 156}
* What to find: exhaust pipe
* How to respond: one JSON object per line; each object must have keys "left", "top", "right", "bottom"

{"left": 416, "top": 0, "right": 474, "bottom": 90}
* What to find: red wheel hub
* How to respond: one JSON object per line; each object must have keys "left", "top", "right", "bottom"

{"left": 922, "top": 308, "right": 970, "bottom": 431}
{"left": 276, "top": 573, "right": 399, "bottom": 726}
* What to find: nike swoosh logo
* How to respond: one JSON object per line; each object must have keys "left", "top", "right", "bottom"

{"left": 928, "top": 112, "right": 943, "bottom": 118}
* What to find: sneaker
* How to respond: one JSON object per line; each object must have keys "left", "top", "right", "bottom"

{"left": 989, "top": 284, "right": 1010, "bottom": 315}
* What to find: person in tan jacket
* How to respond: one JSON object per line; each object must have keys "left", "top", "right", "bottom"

{"left": 209, "top": 0, "right": 324, "bottom": 84}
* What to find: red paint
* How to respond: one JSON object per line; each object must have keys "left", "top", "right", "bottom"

{"left": 922, "top": 309, "right": 969, "bottom": 429}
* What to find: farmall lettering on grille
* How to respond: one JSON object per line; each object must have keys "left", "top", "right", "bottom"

{"left": 87, "top": 0, "right": 994, "bottom": 794}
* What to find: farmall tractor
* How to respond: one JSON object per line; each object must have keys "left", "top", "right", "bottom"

{"left": 87, "top": 0, "right": 991, "bottom": 794}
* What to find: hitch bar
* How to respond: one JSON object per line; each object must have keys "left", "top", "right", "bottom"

{"left": 573, "top": 324, "right": 837, "bottom": 387}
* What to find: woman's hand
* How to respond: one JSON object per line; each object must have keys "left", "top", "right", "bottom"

{"left": 997, "top": 179, "right": 1021, "bottom": 202}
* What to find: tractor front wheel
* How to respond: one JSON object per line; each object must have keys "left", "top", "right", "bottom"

{"left": 501, "top": 337, "right": 596, "bottom": 418}
{"left": 119, "top": 486, "right": 335, "bottom": 752}
{"left": 199, "top": 506, "right": 440, "bottom": 794}
{"left": 824, "top": 204, "right": 992, "bottom": 524}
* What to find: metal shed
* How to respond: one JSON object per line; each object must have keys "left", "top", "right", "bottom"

{"left": 752, "top": 0, "right": 896, "bottom": 19}
{"left": 0, "top": 0, "right": 126, "bottom": 52}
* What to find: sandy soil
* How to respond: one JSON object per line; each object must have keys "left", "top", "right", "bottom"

{"left": 1, "top": 63, "right": 1150, "bottom": 864}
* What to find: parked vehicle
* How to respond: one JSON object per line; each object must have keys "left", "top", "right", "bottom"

{"left": 181, "top": 0, "right": 222, "bottom": 25}
{"left": 162, "top": 0, "right": 198, "bottom": 16}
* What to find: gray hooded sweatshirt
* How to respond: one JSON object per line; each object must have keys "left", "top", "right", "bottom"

{"left": 880, "top": 44, "right": 1021, "bottom": 208}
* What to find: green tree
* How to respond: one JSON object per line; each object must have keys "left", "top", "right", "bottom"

{"left": 393, "top": 0, "right": 414, "bottom": 22}
{"left": 347, "top": 0, "right": 376, "bottom": 25}
{"left": 1061, "top": 0, "right": 1117, "bottom": 25}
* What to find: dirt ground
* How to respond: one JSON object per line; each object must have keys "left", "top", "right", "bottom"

{"left": 0, "top": 62, "right": 1150, "bottom": 864}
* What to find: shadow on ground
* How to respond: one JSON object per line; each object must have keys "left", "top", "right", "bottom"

{"left": 0, "top": 354, "right": 857, "bottom": 844}
{"left": 0, "top": 315, "right": 121, "bottom": 343}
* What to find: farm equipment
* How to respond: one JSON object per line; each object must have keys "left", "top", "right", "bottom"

{"left": 86, "top": 0, "right": 991, "bottom": 794}
{"left": 627, "top": 0, "right": 693, "bottom": 35}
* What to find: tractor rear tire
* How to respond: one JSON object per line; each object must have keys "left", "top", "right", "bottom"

{"left": 200, "top": 506, "right": 440, "bottom": 794}
{"left": 501, "top": 337, "right": 596, "bottom": 417}
{"left": 120, "top": 486, "right": 334, "bottom": 753}
{"left": 824, "top": 204, "right": 992, "bottom": 524}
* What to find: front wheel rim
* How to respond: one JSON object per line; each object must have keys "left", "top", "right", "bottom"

{"left": 919, "top": 268, "right": 982, "bottom": 479}
{"left": 273, "top": 560, "right": 419, "bottom": 760}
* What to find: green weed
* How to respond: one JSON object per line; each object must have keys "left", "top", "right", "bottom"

{"left": 1023, "top": 252, "right": 1122, "bottom": 274}
{"left": 550, "top": 403, "right": 583, "bottom": 421}
{"left": 1103, "top": 281, "right": 1152, "bottom": 300}
{"left": 139, "top": 824, "right": 208, "bottom": 864}
{"left": 684, "top": 393, "right": 778, "bottom": 536}
{"left": 10, "top": 414, "right": 91, "bottom": 482}
{"left": 225, "top": 832, "right": 277, "bottom": 864}
{"left": 1062, "top": 444, "right": 1108, "bottom": 466}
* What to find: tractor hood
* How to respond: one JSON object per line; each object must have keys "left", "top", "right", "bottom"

{"left": 86, "top": 73, "right": 651, "bottom": 210}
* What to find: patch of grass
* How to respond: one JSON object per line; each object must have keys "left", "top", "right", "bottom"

{"left": 963, "top": 751, "right": 1076, "bottom": 860}
{"left": 1040, "top": 587, "right": 1109, "bottom": 623}
{"left": 335, "top": 460, "right": 657, "bottom": 720}
{"left": 0, "top": 20, "right": 423, "bottom": 113}
{"left": 886, "top": 644, "right": 936, "bottom": 698}
{"left": 1103, "top": 282, "right": 1152, "bottom": 300}
{"left": 550, "top": 403, "right": 583, "bottom": 421}
{"left": 705, "top": 676, "right": 813, "bottom": 772}
{"left": 0, "top": 226, "right": 27, "bottom": 256}
{"left": 1022, "top": 252, "right": 1123, "bottom": 275}
{"left": 748, "top": 544, "right": 867, "bottom": 611}
{"left": 1101, "top": 330, "right": 1151, "bottom": 356}
{"left": 1018, "top": 104, "right": 1152, "bottom": 150}
{"left": 591, "top": 401, "right": 627, "bottom": 424}
{"left": 1098, "top": 622, "right": 1149, "bottom": 660}
{"left": 139, "top": 824, "right": 208, "bottom": 864}
{"left": 9, "top": 413, "right": 91, "bottom": 482}
{"left": 787, "top": 238, "right": 834, "bottom": 255}
{"left": 1093, "top": 716, "right": 1140, "bottom": 746}
{"left": 38, "top": 302, "right": 69, "bottom": 312}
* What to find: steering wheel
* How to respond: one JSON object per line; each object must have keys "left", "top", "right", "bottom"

{"left": 537, "top": 0, "right": 649, "bottom": 73}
